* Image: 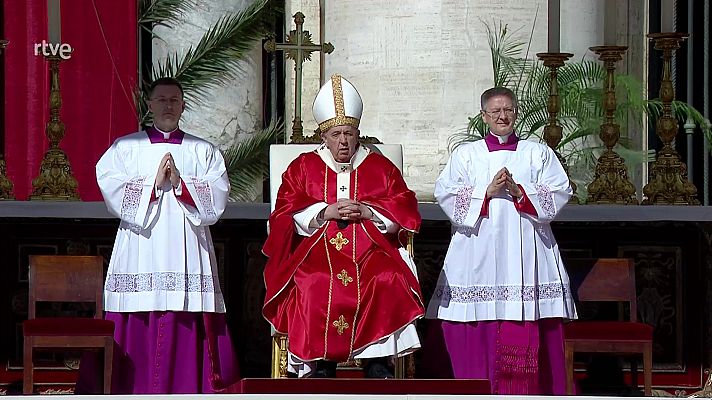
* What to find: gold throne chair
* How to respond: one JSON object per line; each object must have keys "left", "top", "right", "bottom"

{"left": 267, "top": 143, "right": 416, "bottom": 378}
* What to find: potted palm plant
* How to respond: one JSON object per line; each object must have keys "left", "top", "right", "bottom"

{"left": 450, "top": 21, "right": 709, "bottom": 202}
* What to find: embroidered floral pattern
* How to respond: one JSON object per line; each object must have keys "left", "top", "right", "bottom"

{"left": 433, "top": 282, "right": 568, "bottom": 303}
{"left": 105, "top": 272, "right": 219, "bottom": 293}
{"left": 121, "top": 177, "right": 146, "bottom": 223}
{"left": 534, "top": 183, "right": 556, "bottom": 219}
{"left": 453, "top": 186, "right": 474, "bottom": 224}
{"left": 190, "top": 177, "right": 216, "bottom": 218}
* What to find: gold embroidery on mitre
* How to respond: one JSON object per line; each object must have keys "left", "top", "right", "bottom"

{"left": 332, "top": 315, "right": 349, "bottom": 335}
{"left": 329, "top": 232, "right": 349, "bottom": 251}
{"left": 337, "top": 269, "right": 353, "bottom": 287}
{"left": 318, "top": 74, "right": 360, "bottom": 132}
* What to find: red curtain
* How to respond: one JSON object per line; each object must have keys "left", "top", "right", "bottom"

{"left": 3, "top": 0, "right": 137, "bottom": 200}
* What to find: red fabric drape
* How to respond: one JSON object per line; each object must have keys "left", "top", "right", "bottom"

{"left": 3, "top": 0, "right": 137, "bottom": 200}
{"left": 3, "top": 0, "right": 49, "bottom": 200}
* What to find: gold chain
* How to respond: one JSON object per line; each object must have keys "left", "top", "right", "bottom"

{"left": 323, "top": 231, "right": 334, "bottom": 358}
{"left": 348, "top": 169, "right": 360, "bottom": 357}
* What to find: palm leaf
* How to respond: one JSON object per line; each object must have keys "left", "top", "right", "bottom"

{"left": 151, "top": 0, "right": 274, "bottom": 106}
{"left": 138, "top": 0, "right": 195, "bottom": 29}
{"left": 223, "top": 119, "right": 284, "bottom": 201}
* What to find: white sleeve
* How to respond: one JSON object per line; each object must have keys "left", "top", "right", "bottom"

{"left": 179, "top": 145, "right": 230, "bottom": 226}
{"left": 370, "top": 207, "right": 397, "bottom": 233}
{"left": 434, "top": 145, "right": 488, "bottom": 228}
{"left": 96, "top": 141, "right": 160, "bottom": 230}
{"left": 293, "top": 202, "right": 329, "bottom": 236}
{"left": 518, "top": 147, "right": 572, "bottom": 223}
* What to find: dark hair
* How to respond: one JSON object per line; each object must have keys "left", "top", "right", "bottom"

{"left": 480, "top": 87, "right": 517, "bottom": 110}
{"left": 149, "top": 77, "right": 184, "bottom": 99}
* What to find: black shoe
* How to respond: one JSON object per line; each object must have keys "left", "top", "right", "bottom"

{"left": 365, "top": 358, "right": 394, "bottom": 379}
{"left": 312, "top": 360, "right": 337, "bottom": 378}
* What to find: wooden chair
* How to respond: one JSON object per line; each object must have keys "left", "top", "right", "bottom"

{"left": 23, "top": 255, "right": 114, "bottom": 394}
{"left": 268, "top": 143, "right": 415, "bottom": 378}
{"left": 564, "top": 258, "right": 653, "bottom": 396}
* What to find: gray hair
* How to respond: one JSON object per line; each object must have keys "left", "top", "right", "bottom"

{"left": 480, "top": 87, "right": 518, "bottom": 110}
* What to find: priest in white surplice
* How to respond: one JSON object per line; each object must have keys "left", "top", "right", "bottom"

{"left": 425, "top": 87, "right": 577, "bottom": 395}
{"left": 94, "top": 78, "right": 239, "bottom": 394}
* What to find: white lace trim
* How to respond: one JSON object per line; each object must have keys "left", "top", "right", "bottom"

{"left": 453, "top": 185, "right": 474, "bottom": 224}
{"left": 121, "top": 177, "right": 146, "bottom": 223}
{"left": 534, "top": 183, "right": 556, "bottom": 219}
{"left": 105, "top": 272, "right": 220, "bottom": 293}
{"left": 432, "top": 282, "right": 569, "bottom": 303}
{"left": 190, "top": 177, "right": 216, "bottom": 218}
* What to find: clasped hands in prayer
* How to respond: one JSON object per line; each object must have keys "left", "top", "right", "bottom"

{"left": 486, "top": 167, "right": 522, "bottom": 199}
{"left": 155, "top": 152, "right": 181, "bottom": 188}
{"left": 323, "top": 199, "right": 374, "bottom": 221}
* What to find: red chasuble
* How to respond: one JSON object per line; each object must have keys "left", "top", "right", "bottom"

{"left": 263, "top": 149, "right": 424, "bottom": 362}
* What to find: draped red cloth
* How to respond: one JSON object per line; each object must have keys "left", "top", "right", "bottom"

{"left": 263, "top": 150, "right": 424, "bottom": 361}
{"left": 3, "top": 0, "right": 137, "bottom": 200}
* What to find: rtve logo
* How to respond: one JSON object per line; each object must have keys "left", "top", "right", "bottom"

{"left": 33, "top": 40, "right": 72, "bottom": 60}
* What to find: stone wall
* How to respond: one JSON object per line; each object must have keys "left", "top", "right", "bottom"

{"left": 152, "top": 0, "right": 263, "bottom": 151}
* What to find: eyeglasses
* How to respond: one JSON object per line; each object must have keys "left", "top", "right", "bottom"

{"left": 483, "top": 108, "right": 516, "bottom": 119}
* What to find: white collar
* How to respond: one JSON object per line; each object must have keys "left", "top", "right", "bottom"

{"left": 489, "top": 131, "right": 513, "bottom": 144}
{"left": 154, "top": 125, "right": 179, "bottom": 139}
{"left": 317, "top": 144, "right": 370, "bottom": 173}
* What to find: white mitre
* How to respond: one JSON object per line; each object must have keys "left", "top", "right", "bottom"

{"left": 312, "top": 74, "right": 363, "bottom": 133}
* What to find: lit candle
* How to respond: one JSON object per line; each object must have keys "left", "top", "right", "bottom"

{"left": 548, "top": 0, "right": 560, "bottom": 53}
{"left": 661, "top": 0, "right": 674, "bottom": 32}
{"left": 47, "top": 0, "right": 61, "bottom": 44}
{"left": 604, "top": 0, "right": 616, "bottom": 45}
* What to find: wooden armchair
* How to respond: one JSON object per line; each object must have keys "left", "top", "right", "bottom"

{"left": 23, "top": 255, "right": 114, "bottom": 394}
{"left": 564, "top": 258, "right": 653, "bottom": 396}
{"left": 268, "top": 143, "right": 415, "bottom": 378}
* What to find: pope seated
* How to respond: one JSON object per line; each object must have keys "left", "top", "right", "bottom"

{"left": 262, "top": 74, "right": 424, "bottom": 378}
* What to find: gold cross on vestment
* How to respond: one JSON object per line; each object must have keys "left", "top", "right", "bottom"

{"left": 332, "top": 315, "right": 349, "bottom": 335}
{"left": 329, "top": 232, "right": 349, "bottom": 251}
{"left": 264, "top": 12, "right": 334, "bottom": 143}
{"left": 337, "top": 269, "right": 353, "bottom": 287}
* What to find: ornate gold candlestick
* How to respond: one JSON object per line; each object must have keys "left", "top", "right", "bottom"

{"left": 0, "top": 39, "right": 14, "bottom": 199}
{"left": 31, "top": 55, "right": 79, "bottom": 200}
{"left": 642, "top": 32, "right": 699, "bottom": 205}
{"left": 586, "top": 45, "right": 637, "bottom": 204}
{"left": 536, "top": 52, "right": 578, "bottom": 203}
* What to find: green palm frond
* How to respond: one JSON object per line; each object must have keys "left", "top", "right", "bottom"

{"left": 151, "top": 0, "right": 274, "bottom": 105}
{"left": 139, "top": 0, "right": 196, "bottom": 29}
{"left": 223, "top": 119, "right": 284, "bottom": 201}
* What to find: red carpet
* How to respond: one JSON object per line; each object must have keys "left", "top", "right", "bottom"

{"left": 232, "top": 378, "right": 490, "bottom": 394}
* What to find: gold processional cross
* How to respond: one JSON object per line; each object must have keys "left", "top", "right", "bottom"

{"left": 264, "top": 12, "right": 334, "bottom": 143}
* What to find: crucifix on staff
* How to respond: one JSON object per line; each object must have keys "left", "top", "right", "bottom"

{"left": 264, "top": 12, "right": 334, "bottom": 143}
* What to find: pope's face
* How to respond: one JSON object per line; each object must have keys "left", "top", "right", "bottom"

{"left": 148, "top": 84, "right": 185, "bottom": 132}
{"left": 482, "top": 95, "right": 517, "bottom": 137}
{"left": 321, "top": 125, "right": 360, "bottom": 163}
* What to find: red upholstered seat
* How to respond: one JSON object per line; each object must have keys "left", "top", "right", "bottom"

{"left": 564, "top": 320, "right": 653, "bottom": 341}
{"left": 23, "top": 317, "right": 115, "bottom": 336}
